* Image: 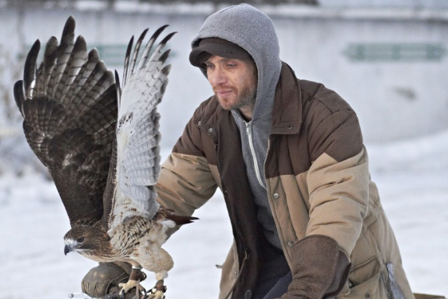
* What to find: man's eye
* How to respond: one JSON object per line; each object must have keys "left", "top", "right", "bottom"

{"left": 226, "top": 63, "right": 236, "bottom": 68}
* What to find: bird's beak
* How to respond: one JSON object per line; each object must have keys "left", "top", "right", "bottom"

{"left": 64, "top": 244, "right": 73, "bottom": 255}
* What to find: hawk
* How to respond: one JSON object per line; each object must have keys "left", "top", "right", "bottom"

{"left": 14, "top": 16, "right": 195, "bottom": 298}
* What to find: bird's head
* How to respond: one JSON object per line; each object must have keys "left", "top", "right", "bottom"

{"left": 63, "top": 226, "right": 99, "bottom": 256}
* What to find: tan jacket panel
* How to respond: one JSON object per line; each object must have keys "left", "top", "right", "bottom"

{"left": 157, "top": 153, "right": 217, "bottom": 219}
{"left": 305, "top": 149, "right": 370, "bottom": 256}
{"left": 218, "top": 242, "right": 239, "bottom": 299}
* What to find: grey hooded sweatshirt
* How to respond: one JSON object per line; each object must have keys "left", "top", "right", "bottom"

{"left": 191, "top": 4, "right": 283, "bottom": 249}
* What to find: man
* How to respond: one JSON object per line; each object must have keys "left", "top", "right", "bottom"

{"left": 83, "top": 4, "right": 414, "bottom": 299}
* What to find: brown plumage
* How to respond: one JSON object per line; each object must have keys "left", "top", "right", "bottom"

{"left": 14, "top": 16, "right": 196, "bottom": 298}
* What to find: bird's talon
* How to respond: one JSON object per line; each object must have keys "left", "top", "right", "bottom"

{"left": 118, "top": 280, "right": 146, "bottom": 298}
{"left": 146, "top": 280, "right": 166, "bottom": 299}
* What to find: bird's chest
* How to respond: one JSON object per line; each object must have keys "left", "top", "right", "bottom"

{"left": 81, "top": 251, "right": 116, "bottom": 263}
{"left": 109, "top": 216, "right": 160, "bottom": 256}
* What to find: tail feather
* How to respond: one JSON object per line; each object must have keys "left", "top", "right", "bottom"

{"left": 156, "top": 208, "right": 198, "bottom": 226}
{"left": 165, "top": 214, "right": 199, "bottom": 226}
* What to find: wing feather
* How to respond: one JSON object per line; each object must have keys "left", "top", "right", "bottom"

{"left": 128, "top": 29, "right": 148, "bottom": 80}
{"left": 46, "top": 16, "right": 76, "bottom": 100}
{"left": 136, "top": 25, "right": 169, "bottom": 71}
{"left": 23, "top": 40, "right": 40, "bottom": 100}
{"left": 106, "top": 26, "right": 175, "bottom": 232}
{"left": 14, "top": 80, "right": 25, "bottom": 117}
{"left": 15, "top": 16, "right": 117, "bottom": 226}
{"left": 58, "top": 35, "right": 88, "bottom": 106}
{"left": 64, "top": 49, "right": 101, "bottom": 104}
{"left": 35, "top": 36, "right": 58, "bottom": 97}
{"left": 122, "top": 36, "right": 134, "bottom": 87}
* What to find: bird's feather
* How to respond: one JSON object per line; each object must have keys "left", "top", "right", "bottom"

{"left": 106, "top": 26, "right": 175, "bottom": 233}
{"left": 15, "top": 18, "right": 187, "bottom": 291}
{"left": 15, "top": 16, "right": 117, "bottom": 226}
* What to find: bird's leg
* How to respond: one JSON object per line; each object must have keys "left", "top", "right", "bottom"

{"left": 118, "top": 266, "right": 146, "bottom": 298}
{"left": 147, "top": 280, "right": 167, "bottom": 299}
{"left": 147, "top": 271, "right": 168, "bottom": 299}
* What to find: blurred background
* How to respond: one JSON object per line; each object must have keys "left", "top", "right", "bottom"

{"left": 0, "top": 1, "right": 447, "bottom": 298}
{"left": 0, "top": 0, "right": 447, "bottom": 173}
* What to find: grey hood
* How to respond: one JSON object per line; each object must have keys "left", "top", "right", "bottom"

{"left": 191, "top": 4, "right": 284, "bottom": 249}
{"left": 191, "top": 3, "right": 282, "bottom": 121}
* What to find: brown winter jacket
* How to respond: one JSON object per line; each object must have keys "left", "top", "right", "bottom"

{"left": 156, "top": 63, "right": 414, "bottom": 299}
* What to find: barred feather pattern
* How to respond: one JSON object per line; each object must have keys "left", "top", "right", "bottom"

{"left": 109, "top": 215, "right": 174, "bottom": 275}
{"left": 108, "top": 27, "right": 175, "bottom": 232}
{"left": 14, "top": 16, "right": 117, "bottom": 225}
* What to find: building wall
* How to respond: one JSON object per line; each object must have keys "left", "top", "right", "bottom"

{"left": 273, "top": 11, "right": 448, "bottom": 142}
{"left": 1, "top": 4, "right": 447, "bottom": 146}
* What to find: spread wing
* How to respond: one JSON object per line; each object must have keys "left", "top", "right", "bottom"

{"left": 104, "top": 27, "right": 175, "bottom": 232}
{"left": 14, "top": 16, "right": 117, "bottom": 226}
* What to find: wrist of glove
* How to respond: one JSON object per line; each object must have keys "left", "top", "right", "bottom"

{"left": 280, "top": 235, "right": 351, "bottom": 299}
{"left": 82, "top": 262, "right": 142, "bottom": 298}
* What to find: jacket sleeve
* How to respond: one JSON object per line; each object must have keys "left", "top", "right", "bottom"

{"left": 156, "top": 151, "right": 218, "bottom": 217}
{"left": 305, "top": 102, "right": 369, "bottom": 257}
{"left": 156, "top": 104, "right": 218, "bottom": 223}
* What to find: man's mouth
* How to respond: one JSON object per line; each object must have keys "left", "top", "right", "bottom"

{"left": 215, "top": 89, "right": 233, "bottom": 97}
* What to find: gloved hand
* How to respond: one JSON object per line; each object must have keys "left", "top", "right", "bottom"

{"left": 279, "top": 235, "right": 351, "bottom": 299}
{"left": 81, "top": 262, "right": 143, "bottom": 298}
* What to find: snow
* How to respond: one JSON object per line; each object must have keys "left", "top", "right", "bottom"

{"left": 0, "top": 4, "right": 446, "bottom": 296}
{"left": 0, "top": 129, "right": 447, "bottom": 298}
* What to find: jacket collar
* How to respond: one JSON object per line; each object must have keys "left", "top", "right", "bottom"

{"left": 270, "top": 62, "right": 302, "bottom": 135}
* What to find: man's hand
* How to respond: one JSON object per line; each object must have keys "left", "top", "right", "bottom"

{"left": 280, "top": 235, "right": 351, "bottom": 299}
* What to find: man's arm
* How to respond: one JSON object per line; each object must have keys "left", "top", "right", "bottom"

{"left": 282, "top": 98, "right": 367, "bottom": 298}
{"left": 156, "top": 151, "right": 218, "bottom": 222}
{"left": 156, "top": 103, "right": 219, "bottom": 234}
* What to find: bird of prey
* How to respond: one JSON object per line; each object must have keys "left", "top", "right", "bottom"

{"left": 14, "top": 16, "right": 195, "bottom": 298}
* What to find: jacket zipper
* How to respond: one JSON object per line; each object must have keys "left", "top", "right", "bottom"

{"left": 245, "top": 122, "right": 266, "bottom": 190}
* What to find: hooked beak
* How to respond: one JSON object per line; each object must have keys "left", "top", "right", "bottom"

{"left": 64, "top": 244, "right": 73, "bottom": 255}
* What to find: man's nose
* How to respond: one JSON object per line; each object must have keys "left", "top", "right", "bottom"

{"left": 208, "top": 68, "right": 226, "bottom": 86}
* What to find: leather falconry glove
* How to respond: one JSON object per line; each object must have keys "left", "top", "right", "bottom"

{"left": 82, "top": 262, "right": 145, "bottom": 298}
{"left": 279, "top": 235, "right": 351, "bottom": 299}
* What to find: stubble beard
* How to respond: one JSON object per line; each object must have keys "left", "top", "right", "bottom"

{"left": 217, "top": 84, "right": 257, "bottom": 112}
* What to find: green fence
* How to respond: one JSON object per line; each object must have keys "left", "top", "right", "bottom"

{"left": 93, "top": 44, "right": 128, "bottom": 67}
{"left": 343, "top": 43, "right": 447, "bottom": 62}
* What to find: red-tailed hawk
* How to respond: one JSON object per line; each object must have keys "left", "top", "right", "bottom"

{"left": 14, "top": 16, "right": 195, "bottom": 298}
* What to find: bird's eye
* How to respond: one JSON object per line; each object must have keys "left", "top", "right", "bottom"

{"left": 77, "top": 237, "right": 85, "bottom": 243}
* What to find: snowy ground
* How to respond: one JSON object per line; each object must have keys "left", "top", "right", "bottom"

{"left": 0, "top": 130, "right": 447, "bottom": 298}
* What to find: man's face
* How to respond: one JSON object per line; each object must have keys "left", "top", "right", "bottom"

{"left": 205, "top": 55, "right": 257, "bottom": 119}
